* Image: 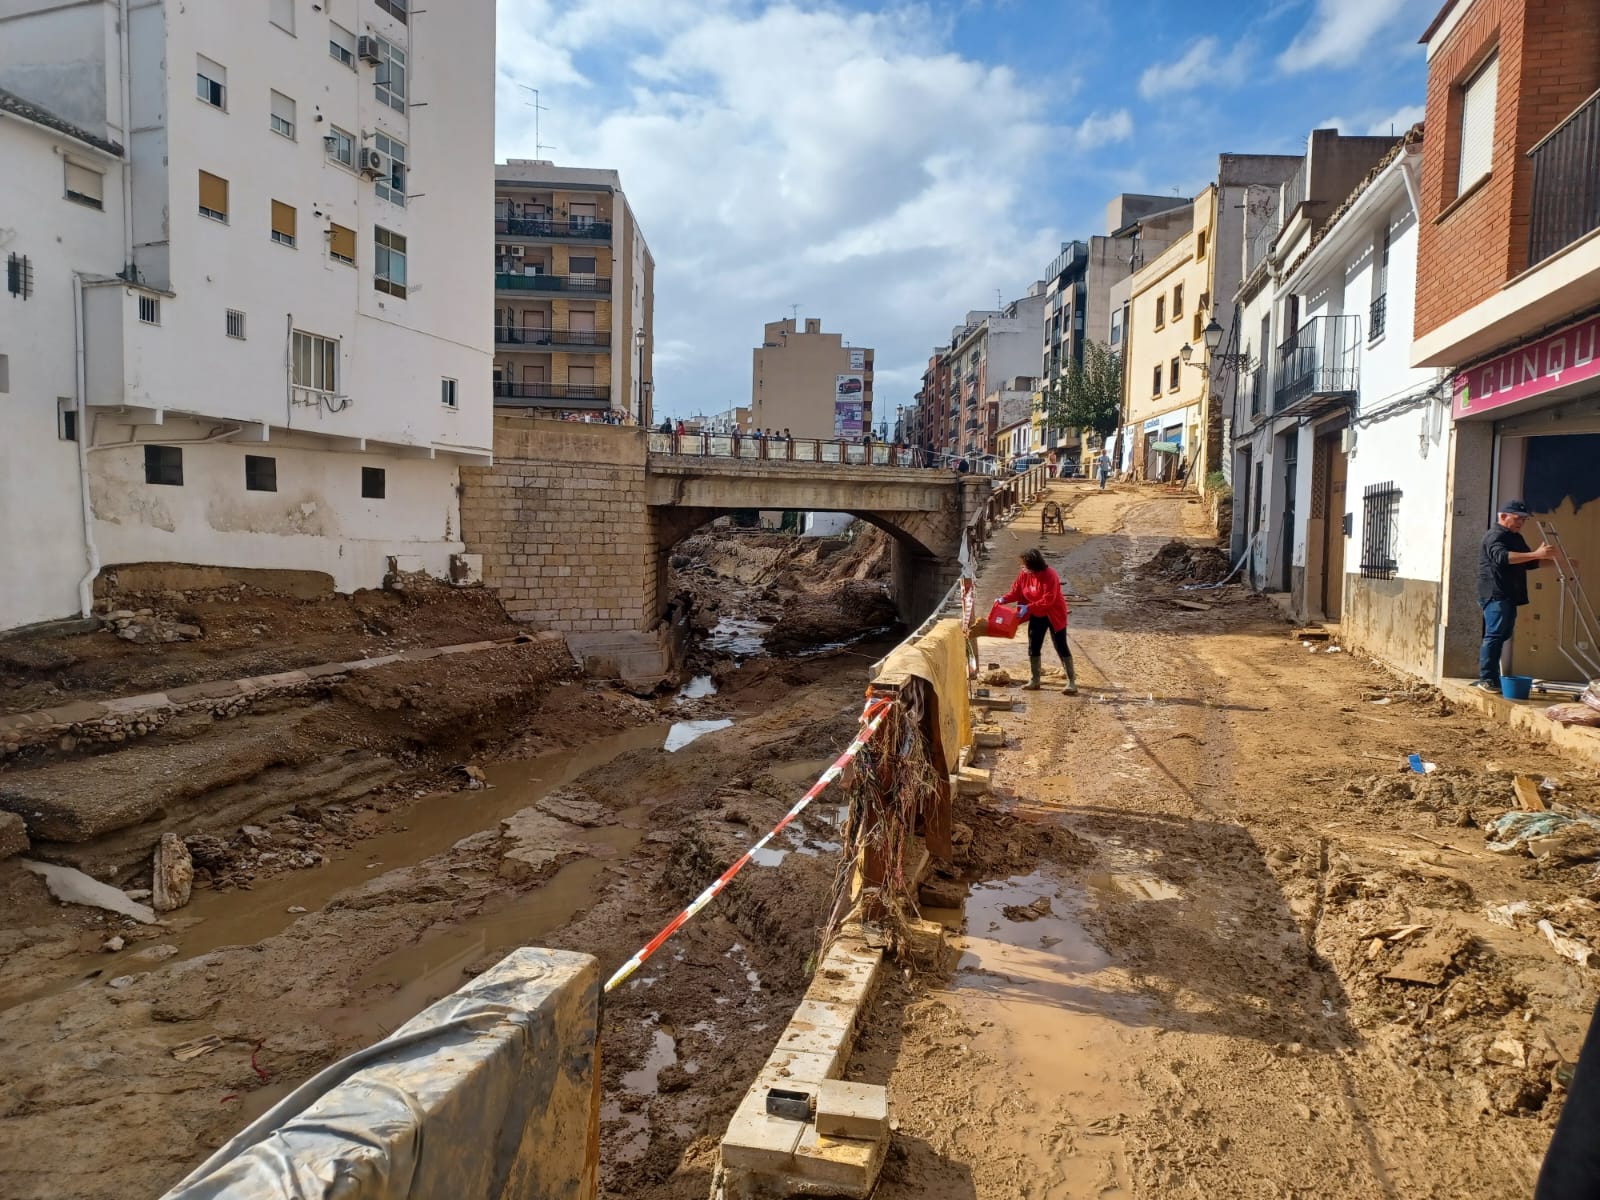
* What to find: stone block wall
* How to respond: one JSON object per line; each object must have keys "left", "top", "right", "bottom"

{"left": 461, "top": 417, "right": 656, "bottom": 634}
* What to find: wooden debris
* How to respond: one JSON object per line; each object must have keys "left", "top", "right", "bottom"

{"left": 171, "top": 1035, "right": 225, "bottom": 1062}
{"left": 1165, "top": 599, "right": 1213, "bottom": 612}
{"left": 1292, "top": 627, "right": 1331, "bottom": 642}
{"left": 1513, "top": 774, "right": 1548, "bottom": 812}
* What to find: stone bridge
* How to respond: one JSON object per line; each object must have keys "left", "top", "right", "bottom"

{"left": 460, "top": 417, "right": 1045, "bottom": 679}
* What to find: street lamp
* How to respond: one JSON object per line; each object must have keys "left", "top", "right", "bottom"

{"left": 1181, "top": 316, "right": 1251, "bottom": 372}
{"left": 634, "top": 329, "right": 647, "bottom": 426}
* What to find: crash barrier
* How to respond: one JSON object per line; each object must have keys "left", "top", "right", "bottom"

{"left": 714, "top": 618, "right": 975, "bottom": 1198}
{"left": 161, "top": 948, "right": 601, "bottom": 1200}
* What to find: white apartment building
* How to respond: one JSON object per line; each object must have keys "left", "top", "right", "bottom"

{"left": 0, "top": 0, "right": 494, "bottom": 632}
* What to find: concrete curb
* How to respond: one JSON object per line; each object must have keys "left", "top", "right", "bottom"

{"left": 1438, "top": 679, "right": 1600, "bottom": 771}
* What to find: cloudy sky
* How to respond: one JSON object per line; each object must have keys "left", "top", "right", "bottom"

{"left": 493, "top": 0, "right": 1435, "bottom": 424}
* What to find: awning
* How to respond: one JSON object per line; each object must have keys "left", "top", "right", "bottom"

{"left": 1151, "top": 441, "right": 1181, "bottom": 454}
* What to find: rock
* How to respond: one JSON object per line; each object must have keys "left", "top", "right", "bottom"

{"left": 1003, "top": 896, "right": 1054, "bottom": 922}
{"left": 918, "top": 877, "right": 966, "bottom": 909}
{"left": 240, "top": 825, "right": 272, "bottom": 847}
{"left": 0, "top": 811, "right": 30, "bottom": 861}
{"left": 173, "top": 624, "right": 203, "bottom": 640}
{"left": 152, "top": 832, "right": 194, "bottom": 913}
{"left": 184, "top": 834, "right": 232, "bottom": 871}
{"left": 287, "top": 905, "right": 308, "bottom": 914}
{"left": 131, "top": 943, "right": 180, "bottom": 963}
{"left": 20, "top": 860, "right": 158, "bottom": 924}
{"left": 107, "top": 973, "right": 147, "bottom": 989}
{"left": 101, "top": 936, "right": 125, "bottom": 953}
{"left": 1486, "top": 1037, "right": 1528, "bottom": 1068}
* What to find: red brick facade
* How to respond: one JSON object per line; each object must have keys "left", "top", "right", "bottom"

{"left": 1414, "top": 0, "right": 1600, "bottom": 340}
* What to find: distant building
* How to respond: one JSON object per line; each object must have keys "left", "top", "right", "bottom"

{"left": 750, "top": 318, "right": 874, "bottom": 440}
{"left": 919, "top": 288, "right": 1046, "bottom": 463}
{"left": 493, "top": 160, "right": 654, "bottom": 424}
{"left": 0, "top": 0, "right": 496, "bottom": 633}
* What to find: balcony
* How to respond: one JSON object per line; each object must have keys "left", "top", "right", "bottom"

{"left": 494, "top": 325, "right": 612, "bottom": 352}
{"left": 1528, "top": 89, "right": 1600, "bottom": 268}
{"left": 1275, "top": 315, "right": 1360, "bottom": 412}
{"left": 497, "top": 216, "right": 612, "bottom": 242}
{"left": 492, "top": 381, "right": 611, "bottom": 409}
{"left": 495, "top": 272, "right": 612, "bottom": 296}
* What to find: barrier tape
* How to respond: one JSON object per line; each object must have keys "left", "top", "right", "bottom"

{"left": 603, "top": 696, "right": 896, "bottom": 994}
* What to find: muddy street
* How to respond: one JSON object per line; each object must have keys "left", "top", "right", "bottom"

{"left": 854, "top": 481, "right": 1600, "bottom": 1199}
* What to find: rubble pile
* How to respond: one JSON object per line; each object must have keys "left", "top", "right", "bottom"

{"left": 1139, "top": 539, "right": 1234, "bottom": 585}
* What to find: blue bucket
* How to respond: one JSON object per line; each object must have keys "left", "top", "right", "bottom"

{"left": 1501, "top": 675, "right": 1534, "bottom": 700}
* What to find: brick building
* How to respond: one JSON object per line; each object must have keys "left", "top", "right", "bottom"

{"left": 1414, "top": 0, "right": 1600, "bottom": 682}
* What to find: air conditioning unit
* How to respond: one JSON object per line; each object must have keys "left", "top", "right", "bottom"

{"left": 510, "top": 245, "right": 524, "bottom": 257}
{"left": 358, "top": 147, "right": 387, "bottom": 178}
{"left": 357, "top": 35, "right": 383, "bottom": 64}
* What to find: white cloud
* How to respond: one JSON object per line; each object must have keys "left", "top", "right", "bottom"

{"left": 1366, "top": 103, "right": 1425, "bottom": 135}
{"left": 1138, "top": 37, "right": 1253, "bottom": 100}
{"left": 1277, "top": 0, "right": 1430, "bottom": 73}
{"left": 495, "top": 2, "right": 1067, "bottom": 422}
{"left": 1069, "top": 109, "right": 1133, "bottom": 150}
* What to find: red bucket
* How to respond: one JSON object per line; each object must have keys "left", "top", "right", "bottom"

{"left": 986, "top": 602, "right": 1022, "bottom": 639}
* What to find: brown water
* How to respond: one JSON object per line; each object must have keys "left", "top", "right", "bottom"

{"left": 2, "top": 722, "right": 670, "bottom": 1013}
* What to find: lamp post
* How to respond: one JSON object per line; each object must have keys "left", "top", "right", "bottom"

{"left": 634, "top": 329, "right": 646, "bottom": 426}
{"left": 1180, "top": 317, "right": 1251, "bottom": 373}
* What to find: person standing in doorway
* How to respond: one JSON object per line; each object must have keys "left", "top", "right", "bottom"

{"left": 999, "top": 548, "right": 1076, "bottom": 695}
{"left": 1475, "top": 500, "right": 1558, "bottom": 693}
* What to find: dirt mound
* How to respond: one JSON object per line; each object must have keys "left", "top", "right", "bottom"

{"left": 1138, "top": 539, "right": 1233, "bottom": 584}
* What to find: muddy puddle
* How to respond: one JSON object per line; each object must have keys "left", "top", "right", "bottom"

{"left": 664, "top": 719, "right": 734, "bottom": 752}
{"left": 709, "top": 616, "right": 771, "bottom": 656}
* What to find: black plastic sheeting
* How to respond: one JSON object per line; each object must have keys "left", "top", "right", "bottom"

{"left": 1525, "top": 434, "right": 1600, "bottom": 517}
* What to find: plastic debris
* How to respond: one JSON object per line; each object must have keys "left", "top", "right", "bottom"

{"left": 1484, "top": 900, "right": 1538, "bottom": 929}
{"left": 1486, "top": 809, "right": 1600, "bottom": 854}
{"left": 1537, "top": 919, "right": 1597, "bottom": 969}
{"left": 21, "top": 860, "right": 158, "bottom": 924}
{"left": 1408, "top": 754, "right": 1438, "bottom": 775}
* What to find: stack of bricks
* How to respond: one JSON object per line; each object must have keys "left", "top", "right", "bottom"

{"left": 460, "top": 417, "right": 656, "bottom": 635}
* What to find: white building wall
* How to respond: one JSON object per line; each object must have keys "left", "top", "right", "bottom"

{"left": 0, "top": 109, "right": 123, "bottom": 628}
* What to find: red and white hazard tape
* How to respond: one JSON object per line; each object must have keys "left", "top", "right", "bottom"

{"left": 603, "top": 696, "right": 895, "bottom": 994}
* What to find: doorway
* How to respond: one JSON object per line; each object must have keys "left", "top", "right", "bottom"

{"left": 1307, "top": 429, "right": 1349, "bottom": 619}
{"left": 1279, "top": 432, "right": 1297, "bottom": 593}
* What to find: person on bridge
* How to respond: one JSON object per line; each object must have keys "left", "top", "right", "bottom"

{"left": 1000, "top": 548, "right": 1076, "bottom": 695}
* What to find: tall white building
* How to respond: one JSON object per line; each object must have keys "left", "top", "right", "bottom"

{"left": 0, "top": 0, "right": 495, "bottom": 633}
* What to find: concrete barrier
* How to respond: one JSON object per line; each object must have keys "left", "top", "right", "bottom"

{"left": 161, "top": 947, "right": 600, "bottom": 1200}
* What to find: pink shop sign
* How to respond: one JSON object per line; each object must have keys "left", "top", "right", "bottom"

{"left": 1453, "top": 312, "right": 1600, "bottom": 418}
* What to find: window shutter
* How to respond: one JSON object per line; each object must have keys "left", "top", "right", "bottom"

{"left": 270, "top": 0, "right": 294, "bottom": 33}
{"left": 329, "top": 223, "right": 356, "bottom": 262}
{"left": 64, "top": 161, "right": 102, "bottom": 202}
{"left": 1457, "top": 52, "right": 1499, "bottom": 194}
{"left": 199, "top": 170, "right": 229, "bottom": 216}
{"left": 270, "top": 90, "right": 294, "bottom": 131}
{"left": 271, "top": 200, "right": 296, "bottom": 239}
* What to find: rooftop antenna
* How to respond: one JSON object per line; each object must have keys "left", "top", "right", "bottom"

{"left": 996, "top": 289, "right": 1003, "bottom": 309}
{"left": 790, "top": 303, "right": 800, "bottom": 321}
{"left": 516, "top": 84, "right": 556, "bottom": 159}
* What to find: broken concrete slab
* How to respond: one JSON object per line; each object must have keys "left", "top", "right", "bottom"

{"left": 21, "top": 860, "right": 158, "bottom": 924}
{"left": 0, "top": 811, "right": 29, "bottom": 861}
{"left": 973, "top": 723, "right": 1005, "bottom": 749}
{"left": 496, "top": 808, "right": 589, "bottom": 882}
{"left": 955, "top": 766, "right": 992, "bottom": 797}
{"left": 1382, "top": 922, "right": 1472, "bottom": 985}
{"left": 815, "top": 1080, "right": 889, "bottom": 1141}
{"left": 152, "top": 832, "right": 194, "bottom": 913}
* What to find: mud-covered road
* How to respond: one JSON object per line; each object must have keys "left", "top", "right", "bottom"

{"left": 854, "top": 481, "right": 1600, "bottom": 1199}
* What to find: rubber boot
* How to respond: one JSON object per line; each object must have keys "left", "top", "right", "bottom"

{"left": 1061, "top": 655, "right": 1078, "bottom": 696}
{"left": 1023, "top": 655, "right": 1042, "bottom": 690}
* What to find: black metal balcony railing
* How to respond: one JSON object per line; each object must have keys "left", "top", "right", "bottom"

{"left": 1248, "top": 365, "right": 1265, "bottom": 419}
{"left": 495, "top": 272, "right": 612, "bottom": 295}
{"left": 1369, "top": 293, "right": 1387, "bottom": 342}
{"left": 492, "top": 381, "right": 610, "bottom": 406}
{"left": 497, "top": 216, "right": 612, "bottom": 241}
{"left": 494, "top": 325, "right": 611, "bottom": 350}
{"left": 1274, "top": 314, "right": 1361, "bottom": 412}
{"left": 1528, "top": 88, "right": 1600, "bottom": 268}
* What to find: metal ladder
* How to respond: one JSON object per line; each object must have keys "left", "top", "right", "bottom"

{"left": 1532, "top": 519, "right": 1600, "bottom": 693}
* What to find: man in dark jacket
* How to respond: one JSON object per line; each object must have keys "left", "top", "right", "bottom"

{"left": 1475, "top": 499, "right": 1557, "bottom": 692}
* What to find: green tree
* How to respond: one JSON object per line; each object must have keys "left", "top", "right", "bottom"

{"left": 1043, "top": 341, "right": 1123, "bottom": 444}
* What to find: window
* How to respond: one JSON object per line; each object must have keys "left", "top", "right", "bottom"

{"left": 374, "top": 38, "right": 406, "bottom": 112}
{"left": 59, "top": 401, "right": 77, "bottom": 442}
{"left": 374, "top": 226, "right": 407, "bottom": 297}
{"left": 292, "top": 330, "right": 339, "bottom": 394}
{"left": 1152, "top": 364, "right": 1162, "bottom": 395}
{"left": 440, "top": 378, "right": 458, "bottom": 409}
{"left": 198, "top": 170, "right": 229, "bottom": 222}
{"left": 1172, "top": 284, "right": 1183, "bottom": 320}
{"left": 1359, "top": 482, "right": 1401, "bottom": 580}
{"left": 326, "top": 125, "right": 355, "bottom": 167}
{"left": 374, "top": 132, "right": 406, "bottom": 204}
{"left": 1196, "top": 230, "right": 1208, "bottom": 261}
{"left": 1169, "top": 356, "right": 1181, "bottom": 390}
{"left": 245, "top": 454, "right": 277, "bottom": 492}
{"left": 7, "top": 253, "right": 33, "bottom": 300}
{"left": 138, "top": 295, "right": 160, "bottom": 325}
{"left": 196, "top": 55, "right": 226, "bottom": 108}
{"left": 144, "top": 445, "right": 183, "bottom": 486}
{"left": 329, "top": 22, "right": 356, "bottom": 67}
{"left": 1370, "top": 223, "right": 1391, "bottom": 343}
{"left": 270, "top": 90, "right": 295, "bottom": 139}
{"left": 329, "top": 222, "right": 356, "bottom": 264}
{"left": 226, "top": 309, "right": 246, "bottom": 339}
{"left": 568, "top": 255, "right": 597, "bottom": 275}
{"left": 0, "top": 355, "right": 7, "bottom": 393}
{"left": 1457, "top": 51, "right": 1499, "bottom": 196}
{"left": 570, "top": 201, "right": 596, "bottom": 229}
{"left": 1109, "top": 308, "right": 1122, "bottom": 347}
{"left": 64, "top": 160, "right": 104, "bottom": 210}
{"left": 1154, "top": 295, "right": 1165, "bottom": 328}
{"left": 271, "top": 200, "right": 297, "bottom": 247}
{"left": 377, "top": 0, "right": 408, "bottom": 21}
{"left": 362, "top": 466, "right": 387, "bottom": 499}
{"left": 1193, "top": 312, "right": 1203, "bottom": 341}
{"left": 269, "top": 0, "right": 294, "bottom": 34}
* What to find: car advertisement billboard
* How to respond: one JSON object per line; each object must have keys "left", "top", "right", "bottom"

{"left": 834, "top": 374, "right": 865, "bottom": 437}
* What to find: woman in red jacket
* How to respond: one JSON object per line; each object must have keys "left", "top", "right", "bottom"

{"left": 999, "top": 548, "right": 1076, "bottom": 694}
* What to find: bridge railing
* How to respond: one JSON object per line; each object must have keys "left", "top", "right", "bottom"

{"left": 649, "top": 432, "right": 927, "bottom": 466}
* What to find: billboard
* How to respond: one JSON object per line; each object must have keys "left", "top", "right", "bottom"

{"left": 834, "top": 374, "right": 865, "bottom": 437}
{"left": 849, "top": 348, "right": 866, "bottom": 370}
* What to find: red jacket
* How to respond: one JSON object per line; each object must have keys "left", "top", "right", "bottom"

{"left": 1002, "top": 567, "right": 1069, "bottom": 631}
